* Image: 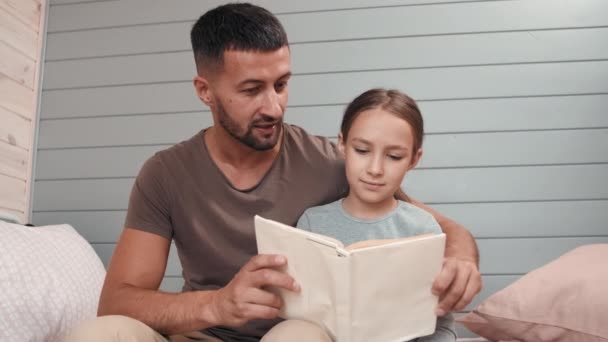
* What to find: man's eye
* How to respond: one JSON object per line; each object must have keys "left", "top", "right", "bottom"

{"left": 243, "top": 87, "right": 260, "bottom": 95}
{"left": 275, "top": 81, "right": 287, "bottom": 90}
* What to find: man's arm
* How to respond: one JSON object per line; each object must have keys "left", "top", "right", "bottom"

{"left": 410, "top": 198, "right": 482, "bottom": 315}
{"left": 98, "top": 227, "right": 299, "bottom": 335}
{"left": 98, "top": 228, "right": 216, "bottom": 334}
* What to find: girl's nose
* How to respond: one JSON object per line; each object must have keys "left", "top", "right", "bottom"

{"left": 367, "top": 155, "right": 384, "bottom": 176}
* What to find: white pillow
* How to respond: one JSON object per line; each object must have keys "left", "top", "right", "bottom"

{"left": 0, "top": 222, "right": 106, "bottom": 342}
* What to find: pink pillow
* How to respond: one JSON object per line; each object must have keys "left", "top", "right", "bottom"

{"left": 458, "top": 244, "right": 608, "bottom": 342}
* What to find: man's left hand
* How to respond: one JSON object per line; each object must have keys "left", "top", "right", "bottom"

{"left": 432, "top": 257, "right": 482, "bottom": 316}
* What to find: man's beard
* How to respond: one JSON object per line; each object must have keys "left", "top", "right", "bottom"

{"left": 216, "top": 99, "right": 283, "bottom": 151}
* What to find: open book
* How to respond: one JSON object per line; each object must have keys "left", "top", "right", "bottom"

{"left": 254, "top": 215, "right": 446, "bottom": 342}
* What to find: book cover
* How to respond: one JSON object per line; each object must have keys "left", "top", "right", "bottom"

{"left": 254, "top": 215, "right": 446, "bottom": 342}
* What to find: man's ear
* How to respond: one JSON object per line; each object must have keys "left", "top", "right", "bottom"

{"left": 408, "top": 148, "right": 423, "bottom": 170}
{"left": 193, "top": 75, "right": 214, "bottom": 107}
{"left": 337, "top": 133, "right": 346, "bottom": 156}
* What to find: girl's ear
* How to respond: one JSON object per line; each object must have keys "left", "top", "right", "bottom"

{"left": 338, "top": 133, "right": 346, "bottom": 156}
{"left": 408, "top": 148, "right": 423, "bottom": 170}
{"left": 193, "top": 75, "right": 214, "bottom": 107}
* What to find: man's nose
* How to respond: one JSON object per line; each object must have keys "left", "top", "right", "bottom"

{"left": 260, "top": 89, "right": 284, "bottom": 119}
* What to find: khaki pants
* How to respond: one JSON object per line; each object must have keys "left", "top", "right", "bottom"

{"left": 64, "top": 315, "right": 332, "bottom": 342}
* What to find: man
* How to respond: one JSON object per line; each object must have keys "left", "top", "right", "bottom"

{"left": 67, "top": 3, "right": 481, "bottom": 341}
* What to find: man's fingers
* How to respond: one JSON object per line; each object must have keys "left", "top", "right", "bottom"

{"left": 251, "top": 268, "right": 300, "bottom": 292}
{"left": 432, "top": 258, "right": 484, "bottom": 315}
{"left": 243, "top": 254, "right": 287, "bottom": 272}
{"left": 214, "top": 255, "right": 297, "bottom": 327}
{"left": 432, "top": 259, "right": 457, "bottom": 296}
{"left": 437, "top": 268, "right": 469, "bottom": 315}
{"left": 239, "top": 303, "right": 281, "bottom": 321}
{"left": 244, "top": 288, "right": 283, "bottom": 309}
{"left": 453, "top": 270, "right": 483, "bottom": 311}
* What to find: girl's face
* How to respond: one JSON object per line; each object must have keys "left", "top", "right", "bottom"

{"left": 339, "top": 108, "right": 422, "bottom": 213}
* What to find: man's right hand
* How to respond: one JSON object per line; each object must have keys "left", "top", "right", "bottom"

{"left": 208, "top": 254, "right": 300, "bottom": 327}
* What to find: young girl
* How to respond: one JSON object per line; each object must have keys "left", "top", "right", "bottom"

{"left": 296, "top": 88, "right": 456, "bottom": 341}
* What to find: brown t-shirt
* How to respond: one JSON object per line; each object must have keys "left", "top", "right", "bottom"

{"left": 125, "top": 124, "right": 348, "bottom": 340}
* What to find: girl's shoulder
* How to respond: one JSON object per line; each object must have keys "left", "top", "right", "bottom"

{"left": 302, "top": 198, "right": 344, "bottom": 218}
{"left": 396, "top": 200, "right": 433, "bottom": 216}
{"left": 297, "top": 199, "right": 345, "bottom": 230}
{"left": 395, "top": 200, "right": 441, "bottom": 231}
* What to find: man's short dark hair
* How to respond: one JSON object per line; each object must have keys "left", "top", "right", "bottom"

{"left": 190, "top": 3, "right": 289, "bottom": 72}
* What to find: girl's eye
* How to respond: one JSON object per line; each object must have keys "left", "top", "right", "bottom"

{"left": 388, "top": 155, "right": 404, "bottom": 161}
{"left": 354, "top": 148, "right": 369, "bottom": 154}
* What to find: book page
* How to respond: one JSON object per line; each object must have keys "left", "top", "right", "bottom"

{"left": 349, "top": 233, "right": 446, "bottom": 342}
{"left": 344, "top": 233, "right": 435, "bottom": 251}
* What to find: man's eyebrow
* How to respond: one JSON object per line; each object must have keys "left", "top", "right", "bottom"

{"left": 237, "top": 79, "right": 264, "bottom": 87}
{"left": 279, "top": 71, "right": 292, "bottom": 80}
{"left": 237, "top": 72, "right": 292, "bottom": 87}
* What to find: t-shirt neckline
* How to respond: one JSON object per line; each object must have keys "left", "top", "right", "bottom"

{"left": 338, "top": 198, "right": 402, "bottom": 224}
{"left": 199, "top": 125, "right": 287, "bottom": 193}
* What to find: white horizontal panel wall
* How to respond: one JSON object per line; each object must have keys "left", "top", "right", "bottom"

{"left": 404, "top": 164, "right": 608, "bottom": 203}
{"left": 45, "top": 0, "right": 608, "bottom": 60}
{"left": 40, "top": 61, "right": 608, "bottom": 118}
{"left": 36, "top": 95, "right": 608, "bottom": 142}
{"left": 46, "top": 0, "right": 495, "bottom": 32}
{"left": 43, "top": 27, "right": 608, "bottom": 89}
